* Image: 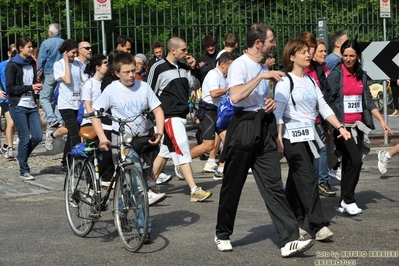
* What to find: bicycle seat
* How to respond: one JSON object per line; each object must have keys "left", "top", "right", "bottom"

{"left": 79, "top": 126, "right": 97, "bottom": 140}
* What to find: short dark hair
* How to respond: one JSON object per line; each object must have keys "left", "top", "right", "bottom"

{"left": 329, "top": 31, "right": 347, "bottom": 49}
{"left": 224, "top": 33, "right": 239, "bottom": 48}
{"left": 85, "top": 53, "right": 107, "bottom": 75}
{"left": 16, "top": 37, "right": 32, "bottom": 53}
{"left": 218, "top": 51, "right": 236, "bottom": 64}
{"left": 152, "top": 41, "right": 164, "bottom": 50}
{"left": 113, "top": 52, "right": 135, "bottom": 73}
{"left": 115, "top": 35, "right": 133, "bottom": 47}
{"left": 247, "top": 23, "right": 274, "bottom": 48}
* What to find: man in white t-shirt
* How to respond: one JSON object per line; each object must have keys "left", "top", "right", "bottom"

{"left": 214, "top": 23, "right": 314, "bottom": 258}
{"left": 190, "top": 52, "right": 235, "bottom": 178}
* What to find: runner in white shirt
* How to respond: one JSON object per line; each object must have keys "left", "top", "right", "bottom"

{"left": 274, "top": 38, "right": 351, "bottom": 243}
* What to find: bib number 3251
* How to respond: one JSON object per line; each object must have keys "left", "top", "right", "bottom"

{"left": 286, "top": 122, "right": 315, "bottom": 143}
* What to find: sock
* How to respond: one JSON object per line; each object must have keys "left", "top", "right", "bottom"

{"left": 207, "top": 159, "right": 215, "bottom": 163}
{"left": 217, "top": 167, "right": 223, "bottom": 173}
{"left": 147, "top": 181, "right": 156, "bottom": 187}
{"left": 191, "top": 186, "right": 198, "bottom": 194}
{"left": 385, "top": 152, "right": 392, "bottom": 159}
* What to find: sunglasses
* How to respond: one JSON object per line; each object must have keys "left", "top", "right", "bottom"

{"left": 81, "top": 46, "right": 92, "bottom": 51}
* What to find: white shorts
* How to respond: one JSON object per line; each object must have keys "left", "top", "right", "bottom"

{"left": 161, "top": 117, "right": 192, "bottom": 165}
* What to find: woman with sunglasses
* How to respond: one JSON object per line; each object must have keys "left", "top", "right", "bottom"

{"left": 53, "top": 39, "right": 88, "bottom": 169}
{"left": 6, "top": 37, "right": 43, "bottom": 180}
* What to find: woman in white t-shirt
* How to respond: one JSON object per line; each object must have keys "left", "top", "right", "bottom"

{"left": 53, "top": 39, "right": 87, "bottom": 168}
{"left": 274, "top": 39, "right": 351, "bottom": 241}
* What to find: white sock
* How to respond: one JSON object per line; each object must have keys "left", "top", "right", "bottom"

{"left": 207, "top": 159, "right": 215, "bottom": 163}
{"left": 191, "top": 186, "right": 198, "bottom": 194}
{"left": 385, "top": 152, "right": 392, "bottom": 159}
{"left": 218, "top": 167, "right": 223, "bottom": 173}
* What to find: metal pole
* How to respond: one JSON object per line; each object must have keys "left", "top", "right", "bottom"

{"left": 101, "top": 20, "right": 107, "bottom": 56}
{"left": 66, "top": 0, "right": 71, "bottom": 38}
{"left": 383, "top": 18, "right": 388, "bottom": 145}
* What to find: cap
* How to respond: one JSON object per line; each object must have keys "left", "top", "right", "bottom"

{"left": 203, "top": 35, "right": 216, "bottom": 46}
{"left": 135, "top": 53, "right": 148, "bottom": 64}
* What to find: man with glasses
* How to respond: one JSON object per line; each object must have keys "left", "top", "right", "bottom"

{"left": 38, "top": 23, "right": 64, "bottom": 128}
{"left": 76, "top": 41, "right": 92, "bottom": 79}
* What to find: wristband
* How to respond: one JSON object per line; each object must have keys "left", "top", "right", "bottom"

{"left": 337, "top": 125, "right": 344, "bottom": 130}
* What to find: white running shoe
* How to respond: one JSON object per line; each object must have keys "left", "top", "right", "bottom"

{"left": 377, "top": 150, "right": 390, "bottom": 175}
{"left": 148, "top": 190, "right": 166, "bottom": 206}
{"left": 315, "top": 226, "right": 334, "bottom": 241}
{"left": 329, "top": 167, "right": 341, "bottom": 180}
{"left": 281, "top": 239, "right": 313, "bottom": 258}
{"left": 203, "top": 161, "right": 218, "bottom": 172}
{"left": 45, "top": 130, "right": 55, "bottom": 150}
{"left": 156, "top": 173, "right": 172, "bottom": 184}
{"left": 175, "top": 165, "right": 184, "bottom": 180}
{"left": 338, "top": 200, "right": 362, "bottom": 215}
{"left": 215, "top": 236, "right": 233, "bottom": 252}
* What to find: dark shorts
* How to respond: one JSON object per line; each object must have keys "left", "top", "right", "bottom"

{"left": 200, "top": 109, "right": 217, "bottom": 140}
{"left": 0, "top": 102, "right": 9, "bottom": 115}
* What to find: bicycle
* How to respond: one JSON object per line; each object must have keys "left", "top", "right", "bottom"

{"left": 64, "top": 109, "right": 151, "bottom": 252}
{"left": 369, "top": 80, "right": 393, "bottom": 111}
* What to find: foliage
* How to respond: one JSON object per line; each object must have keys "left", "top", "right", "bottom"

{"left": 0, "top": 0, "right": 398, "bottom": 62}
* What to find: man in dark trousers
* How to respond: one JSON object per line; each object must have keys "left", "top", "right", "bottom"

{"left": 214, "top": 22, "right": 314, "bottom": 258}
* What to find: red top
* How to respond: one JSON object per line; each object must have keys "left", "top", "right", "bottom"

{"left": 342, "top": 65, "right": 363, "bottom": 124}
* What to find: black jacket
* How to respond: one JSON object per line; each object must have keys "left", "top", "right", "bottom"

{"left": 5, "top": 59, "right": 37, "bottom": 107}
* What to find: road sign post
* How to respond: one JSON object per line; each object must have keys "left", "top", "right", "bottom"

{"left": 94, "top": 0, "right": 112, "bottom": 55}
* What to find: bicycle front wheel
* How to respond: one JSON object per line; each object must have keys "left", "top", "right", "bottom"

{"left": 113, "top": 163, "right": 149, "bottom": 252}
{"left": 65, "top": 158, "right": 96, "bottom": 237}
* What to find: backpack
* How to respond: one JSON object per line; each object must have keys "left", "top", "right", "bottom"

{"left": 216, "top": 91, "right": 244, "bottom": 130}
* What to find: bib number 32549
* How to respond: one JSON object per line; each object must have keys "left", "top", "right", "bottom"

{"left": 286, "top": 122, "right": 315, "bottom": 143}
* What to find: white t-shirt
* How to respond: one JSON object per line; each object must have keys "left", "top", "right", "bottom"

{"left": 201, "top": 68, "right": 227, "bottom": 106}
{"left": 227, "top": 54, "right": 270, "bottom": 111}
{"left": 80, "top": 78, "right": 104, "bottom": 126}
{"left": 274, "top": 73, "right": 334, "bottom": 139}
{"left": 93, "top": 80, "right": 161, "bottom": 136}
{"left": 54, "top": 59, "right": 86, "bottom": 110}
{"left": 18, "top": 65, "right": 36, "bottom": 108}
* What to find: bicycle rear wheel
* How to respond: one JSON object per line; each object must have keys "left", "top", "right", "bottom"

{"left": 113, "top": 163, "right": 149, "bottom": 252}
{"left": 65, "top": 158, "right": 96, "bottom": 237}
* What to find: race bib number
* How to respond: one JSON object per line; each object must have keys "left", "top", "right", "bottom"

{"left": 286, "top": 122, "right": 315, "bottom": 143}
{"left": 72, "top": 92, "right": 81, "bottom": 101}
{"left": 344, "top": 95, "right": 362, "bottom": 113}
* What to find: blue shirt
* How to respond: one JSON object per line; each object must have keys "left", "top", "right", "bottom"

{"left": 0, "top": 60, "right": 8, "bottom": 103}
{"left": 38, "top": 35, "right": 64, "bottom": 75}
{"left": 325, "top": 53, "right": 341, "bottom": 71}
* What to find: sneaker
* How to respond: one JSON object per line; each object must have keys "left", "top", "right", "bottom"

{"left": 378, "top": 150, "right": 390, "bottom": 174}
{"left": 45, "top": 130, "right": 55, "bottom": 150}
{"left": 20, "top": 173, "right": 35, "bottom": 180}
{"left": 329, "top": 167, "right": 341, "bottom": 180}
{"left": 13, "top": 138, "right": 19, "bottom": 145}
{"left": 0, "top": 145, "right": 7, "bottom": 155}
{"left": 213, "top": 170, "right": 223, "bottom": 181}
{"left": 299, "top": 228, "right": 308, "bottom": 240}
{"left": 318, "top": 181, "right": 336, "bottom": 197}
{"left": 143, "top": 232, "right": 153, "bottom": 244}
{"left": 203, "top": 161, "right": 218, "bottom": 172}
{"left": 315, "top": 226, "right": 334, "bottom": 241}
{"left": 281, "top": 239, "right": 313, "bottom": 258}
{"left": 148, "top": 190, "right": 166, "bottom": 206}
{"left": 175, "top": 165, "right": 184, "bottom": 180}
{"left": 388, "top": 109, "right": 399, "bottom": 117}
{"left": 338, "top": 200, "right": 362, "bottom": 215}
{"left": 214, "top": 236, "right": 233, "bottom": 252}
{"left": 6, "top": 148, "right": 15, "bottom": 160}
{"left": 156, "top": 173, "right": 172, "bottom": 184}
{"left": 190, "top": 187, "right": 212, "bottom": 202}
{"left": 47, "top": 119, "right": 60, "bottom": 128}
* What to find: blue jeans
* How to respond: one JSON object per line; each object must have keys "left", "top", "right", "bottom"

{"left": 314, "top": 124, "right": 330, "bottom": 184}
{"left": 40, "top": 73, "right": 63, "bottom": 124}
{"left": 9, "top": 106, "right": 42, "bottom": 175}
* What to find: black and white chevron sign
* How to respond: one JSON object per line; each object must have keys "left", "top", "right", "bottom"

{"left": 359, "top": 41, "right": 399, "bottom": 81}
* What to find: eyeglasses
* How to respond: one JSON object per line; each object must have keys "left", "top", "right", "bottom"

{"left": 80, "top": 46, "right": 92, "bottom": 51}
{"left": 136, "top": 61, "right": 145, "bottom": 66}
{"left": 119, "top": 69, "right": 136, "bottom": 75}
